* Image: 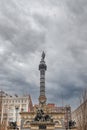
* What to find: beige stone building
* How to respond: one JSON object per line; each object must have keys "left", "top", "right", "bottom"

{"left": 72, "top": 100, "right": 87, "bottom": 130}
{"left": 0, "top": 90, "right": 8, "bottom": 130}
{"left": 0, "top": 90, "right": 33, "bottom": 129}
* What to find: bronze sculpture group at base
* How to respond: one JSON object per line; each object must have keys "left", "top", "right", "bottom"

{"left": 30, "top": 108, "right": 55, "bottom": 130}
{"left": 34, "top": 108, "right": 53, "bottom": 122}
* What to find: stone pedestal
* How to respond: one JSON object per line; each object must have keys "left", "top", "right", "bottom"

{"left": 30, "top": 122, "right": 55, "bottom": 130}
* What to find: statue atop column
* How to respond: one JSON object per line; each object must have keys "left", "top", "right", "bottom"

{"left": 42, "top": 51, "right": 45, "bottom": 60}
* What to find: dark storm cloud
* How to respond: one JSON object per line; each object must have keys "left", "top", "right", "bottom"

{"left": 0, "top": 0, "right": 87, "bottom": 110}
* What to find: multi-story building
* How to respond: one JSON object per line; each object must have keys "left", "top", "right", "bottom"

{"left": 0, "top": 91, "right": 33, "bottom": 129}
{"left": 72, "top": 99, "right": 87, "bottom": 130}
{"left": 0, "top": 90, "right": 8, "bottom": 130}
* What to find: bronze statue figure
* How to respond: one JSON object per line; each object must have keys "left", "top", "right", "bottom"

{"left": 34, "top": 108, "right": 52, "bottom": 122}
{"left": 42, "top": 51, "right": 45, "bottom": 60}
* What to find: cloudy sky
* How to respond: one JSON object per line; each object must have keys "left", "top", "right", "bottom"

{"left": 0, "top": 0, "right": 87, "bottom": 110}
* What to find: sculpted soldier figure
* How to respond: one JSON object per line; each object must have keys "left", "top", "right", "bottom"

{"left": 42, "top": 51, "right": 45, "bottom": 60}
{"left": 34, "top": 108, "right": 52, "bottom": 122}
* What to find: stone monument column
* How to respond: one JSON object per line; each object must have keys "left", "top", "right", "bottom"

{"left": 38, "top": 51, "right": 47, "bottom": 106}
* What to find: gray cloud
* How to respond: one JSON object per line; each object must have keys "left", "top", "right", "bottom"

{"left": 0, "top": 0, "right": 87, "bottom": 110}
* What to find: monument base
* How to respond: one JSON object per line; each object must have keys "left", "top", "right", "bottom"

{"left": 30, "top": 121, "right": 55, "bottom": 130}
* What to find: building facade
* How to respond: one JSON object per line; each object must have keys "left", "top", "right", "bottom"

{"left": 72, "top": 100, "right": 87, "bottom": 130}
{"left": 0, "top": 91, "right": 33, "bottom": 129}
{"left": 0, "top": 90, "right": 8, "bottom": 130}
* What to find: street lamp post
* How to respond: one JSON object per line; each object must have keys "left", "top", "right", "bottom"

{"left": 65, "top": 106, "right": 70, "bottom": 130}
{"left": 66, "top": 106, "right": 70, "bottom": 130}
{"left": 15, "top": 106, "right": 19, "bottom": 129}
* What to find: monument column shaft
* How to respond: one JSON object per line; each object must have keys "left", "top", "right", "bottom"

{"left": 40, "top": 70, "right": 45, "bottom": 96}
{"left": 39, "top": 52, "right": 47, "bottom": 105}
